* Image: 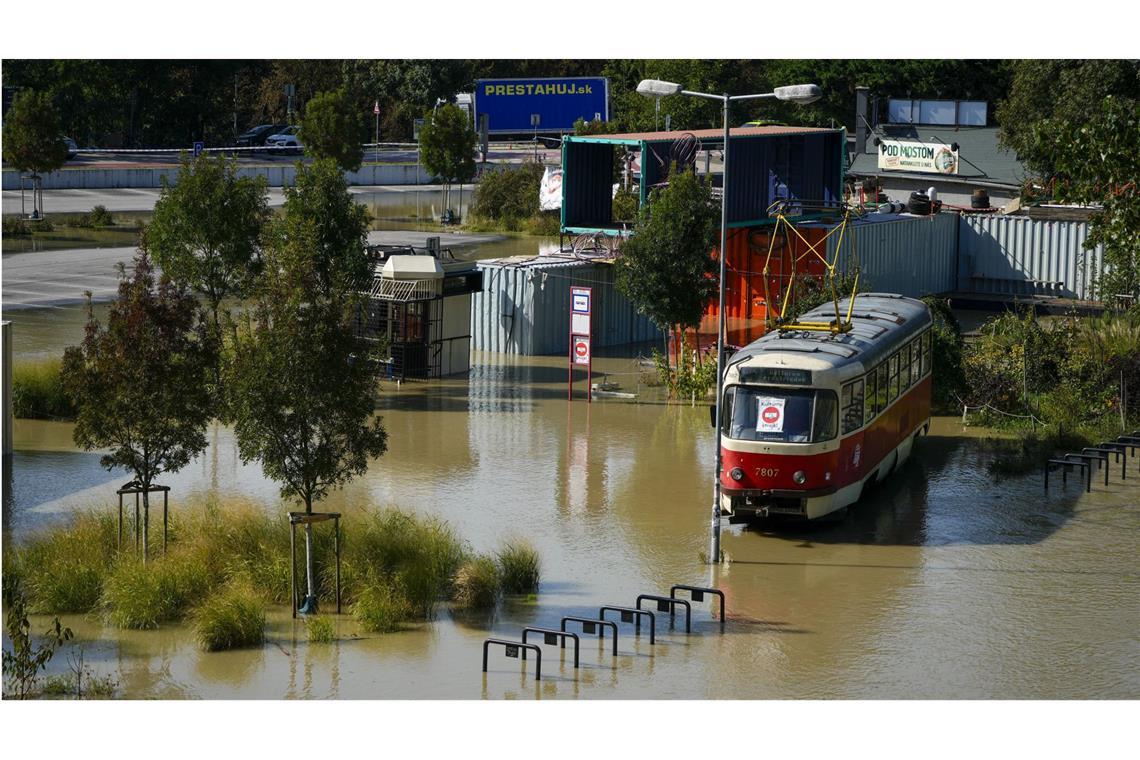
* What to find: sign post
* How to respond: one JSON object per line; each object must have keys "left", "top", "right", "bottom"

{"left": 569, "top": 286, "right": 592, "bottom": 402}
{"left": 373, "top": 100, "right": 380, "bottom": 163}
{"left": 192, "top": 141, "right": 204, "bottom": 158}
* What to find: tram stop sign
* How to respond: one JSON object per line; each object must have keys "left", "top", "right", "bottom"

{"left": 573, "top": 335, "right": 591, "bottom": 365}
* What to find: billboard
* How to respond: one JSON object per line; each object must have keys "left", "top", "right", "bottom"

{"left": 475, "top": 77, "right": 609, "bottom": 134}
{"left": 877, "top": 138, "right": 959, "bottom": 174}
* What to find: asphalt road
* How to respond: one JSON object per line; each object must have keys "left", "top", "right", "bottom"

{"left": 1, "top": 230, "right": 503, "bottom": 310}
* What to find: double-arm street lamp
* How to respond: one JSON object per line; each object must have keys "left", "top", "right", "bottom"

{"left": 636, "top": 79, "right": 822, "bottom": 564}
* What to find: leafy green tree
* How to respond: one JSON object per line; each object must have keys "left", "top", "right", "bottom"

{"left": 300, "top": 88, "right": 367, "bottom": 172}
{"left": 281, "top": 158, "right": 372, "bottom": 298}
{"left": 997, "top": 60, "right": 1139, "bottom": 178}
{"left": 226, "top": 173, "right": 385, "bottom": 613}
{"left": 616, "top": 168, "right": 719, "bottom": 371}
{"left": 146, "top": 153, "right": 269, "bottom": 341}
{"left": 419, "top": 103, "right": 476, "bottom": 213}
{"left": 61, "top": 251, "right": 215, "bottom": 562}
{"left": 2, "top": 577, "right": 72, "bottom": 699}
{"left": 1046, "top": 97, "right": 1140, "bottom": 302}
{"left": 2, "top": 89, "right": 69, "bottom": 218}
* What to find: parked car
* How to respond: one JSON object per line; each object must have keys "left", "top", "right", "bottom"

{"left": 265, "top": 126, "right": 302, "bottom": 155}
{"left": 62, "top": 136, "right": 78, "bottom": 159}
{"left": 236, "top": 123, "right": 289, "bottom": 150}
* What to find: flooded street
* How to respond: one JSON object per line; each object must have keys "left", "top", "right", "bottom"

{"left": 3, "top": 223, "right": 1138, "bottom": 700}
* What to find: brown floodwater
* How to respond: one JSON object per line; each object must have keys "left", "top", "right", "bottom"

{"left": 3, "top": 233, "right": 1138, "bottom": 699}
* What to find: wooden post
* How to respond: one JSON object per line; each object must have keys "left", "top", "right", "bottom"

{"left": 290, "top": 520, "right": 297, "bottom": 619}
{"left": 134, "top": 493, "right": 140, "bottom": 552}
{"left": 162, "top": 490, "right": 168, "bottom": 556}
{"left": 334, "top": 516, "right": 342, "bottom": 615}
{"left": 118, "top": 492, "right": 123, "bottom": 548}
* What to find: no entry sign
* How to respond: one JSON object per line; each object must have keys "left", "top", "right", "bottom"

{"left": 573, "top": 335, "right": 591, "bottom": 365}
{"left": 756, "top": 396, "right": 785, "bottom": 432}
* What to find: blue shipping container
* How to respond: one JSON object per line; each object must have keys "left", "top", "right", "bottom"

{"left": 475, "top": 78, "right": 609, "bottom": 134}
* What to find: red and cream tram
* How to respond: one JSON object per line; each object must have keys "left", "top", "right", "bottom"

{"left": 719, "top": 293, "right": 933, "bottom": 521}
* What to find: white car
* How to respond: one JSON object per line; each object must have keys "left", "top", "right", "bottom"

{"left": 265, "top": 126, "right": 303, "bottom": 155}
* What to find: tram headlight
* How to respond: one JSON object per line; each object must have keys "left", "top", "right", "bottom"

{"left": 730, "top": 467, "right": 744, "bottom": 482}
{"left": 793, "top": 470, "right": 807, "bottom": 485}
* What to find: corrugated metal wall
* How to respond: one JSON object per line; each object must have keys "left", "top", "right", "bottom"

{"left": 472, "top": 261, "right": 664, "bottom": 355}
{"left": 958, "top": 215, "right": 1104, "bottom": 300}
{"left": 826, "top": 212, "right": 958, "bottom": 297}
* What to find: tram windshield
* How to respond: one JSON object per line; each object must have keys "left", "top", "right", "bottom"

{"left": 722, "top": 385, "right": 838, "bottom": 443}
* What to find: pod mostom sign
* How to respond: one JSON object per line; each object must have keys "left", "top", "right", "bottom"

{"left": 877, "top": 138, "right": 958, "bottom": 174}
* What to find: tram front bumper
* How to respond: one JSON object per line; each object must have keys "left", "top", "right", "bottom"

{"left": 721, "top": 486, "right": 837, "bottom": 520}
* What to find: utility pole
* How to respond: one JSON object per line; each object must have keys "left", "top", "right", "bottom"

{"left": 374, "top": 99, "right": 380, "bottom": 163}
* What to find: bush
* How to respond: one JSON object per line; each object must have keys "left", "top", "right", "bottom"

{"left": 15, "top": 511, "right": 117, "bottom": 614}
{"left": 12, "top": 358, "right": 78, "bottom": 420}
{"left": 497, "top": 541, "right": 540, "bottom": 594}
{"left": 305, "top": 615, "right": 335, "bottom": 643}
{"left": 613, "top": 187, "right": 639, "bottom": 221}
{"left": 78, "top": 205, "right": 115, "bottom": 228}
{"left": 3, "top": 216, "right": 31, "bottom": 236}
{"left": 469, "top": 163, "right": 544, "bottom": 226}
{"left": 921, "top": 296, "right": 967, "bottom": 415}
{"left": 192, "top": 583, "right": 265, "bottom": 651}
{"left": 102, "top": 553, "right": 210, "bottom": 629}
{"left": 452, "top": 555, "right": 501, "bottom": 610}
{"left": 351, "top": 584, "right": 410, "bottom": 633}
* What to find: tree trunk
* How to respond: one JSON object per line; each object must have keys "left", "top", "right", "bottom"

{"left": 303, "top": 493, "right": 317, "bottom": 613}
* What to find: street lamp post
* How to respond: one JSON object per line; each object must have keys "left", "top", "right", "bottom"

{"left": 636, "top": 79, "right": 821, "bottom": 565}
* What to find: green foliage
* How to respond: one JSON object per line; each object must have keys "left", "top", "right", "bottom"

{"left": 469, "top": 163, "right": 543, "bottom": 227}
{"left": 12, "top": 357, "right": 77, "bottom": 420}
{"left": 12, "top": 511, "right": 117, "bottom": 614}
{"left": 278, "top": 158, "right": 373, "bottom": 298}
{"left": 351, "top": 584, "right": 410, "bottom": 633}
{"left": 3, "top": 216, "right": 32, "bottom": 236}
{"left": 102, "top": 553, "right": 211, "bottom": 629}
{"left": 496, "top": 541, "right": 540, "bottom": 594}
{"left": 652, "top": 344, "right": 718, "bottom": 400}
{"left": 616, "top": 169, "right": 719, "bottom": 335}
{"left": 305, "top": 615, "right": 336, "bottom": 643}
{"left": 1, "top": 89, "right": 69, "bottom": 176}
{"left": 418, "top": 103, "right": 476, "bottom": 186}
{"left": 2, "top": 576, "right": 73, "bottom": 699}
{"left": 452, "top": 555, "right": 501, "bottom": 610}
{"left": 612, "top": 187, "right": 639, "bottom": 222}
{"left": 145, "top": 153, "right": 269, "bottom": 334}
{"left": 192, "top": 583, "right": 266, "bottom": 651}
{"left": 921, "top": 296, "right": 967, "bottom": 415}
{"left": 60, "top": 253, "right": 215, "bottom": 543}
{"left": 300, "top": 88, "right": 366, "bottom": 172}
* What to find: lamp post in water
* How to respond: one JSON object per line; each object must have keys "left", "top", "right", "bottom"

{"left": 635, "top": 79, "right": 822, "bottom": 564}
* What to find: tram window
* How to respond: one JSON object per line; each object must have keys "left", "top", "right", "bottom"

{"left": 724, "top": 386, "right": 833, "bottom": 443}
{"left": 720, "top": 386, "right": 736, "bottom": 437}
{"left": 900, "top": 343, "right": 912, "bottom": 389}
{"left": 888, "top": 353, "right": 900, "bottom": 401}
{"left": 911, "top": 338, "right": 922, "bottom": 381}
{"left": 875, "top": 363, "right": 889, "bottom": 412}
{"left": 864, "top": 371, "right": 876, "bottom": 423}
{"left": 842, "top": 379, "right": 865, "bottom": 434}
{"left": 921, "top": 331, "right": 932, "bottom": 376}
{"left": 813, "top": 391, "right": 838, "bottom": 442}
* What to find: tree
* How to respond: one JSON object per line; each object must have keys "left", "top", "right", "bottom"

{"left": 61, "top": 251, "right": 214, "bottom": 562}
{"left": 418, "top": 103, "right": 476, "bottom": 214}
{"left": 1046, "top": 97, "right": 1140, "bottom": 302}
{"left": 2, "top": 89, "right": 69, "bottom": 218}
{"left": 146, "top": 153, "right": 269, "bottom": 342}
{"left": 226, "top": 187, "right": 387, "bottom": 614}
{"left": 300, "top": 88, "right": 367, "bottom": 172}
{"left": 281, "top": 159, "right": 372, "bottom": 299}
{"left": 615, "top": 168, "right": 719, "bottom": 370}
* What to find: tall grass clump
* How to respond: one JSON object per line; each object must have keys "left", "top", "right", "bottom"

{"left": 496, "top": 540, "right": 540, "bottom": 594}
{"left": 14, "top": 511, "right": 118, "bottom": 614}
{"left": 340, "top": 509, "right": 465, "bottom": 617}
{"left": 101, "top": 552, "right": 210, "bottom": 629}
{"left": 452, "top": 555, "right": 501, "bottom": 610}
{"left": 351, "top": 585, "right": 410, "bottom": 633}
{"left": 305, "top": 615, "right": 335, "bottom": 643}
{"left": 192, "top": 583, "right": 266, "bottom": 651}
{"left": 12, "top": 358, "right": 77, "bottom": 420}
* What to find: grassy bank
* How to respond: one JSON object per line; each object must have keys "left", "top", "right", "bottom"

{"left": 4, "top": 496, "right": 542, "bottom": 649}
{"left": 12, "top": 358, "right": 77, "bottom": 421}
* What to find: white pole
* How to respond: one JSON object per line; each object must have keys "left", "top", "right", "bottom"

{"left": 710, "top": 94, "right": 729, "bottom": 565}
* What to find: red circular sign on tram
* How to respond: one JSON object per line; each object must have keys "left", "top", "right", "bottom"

{"left": 761, "top": 406, "right": 781, "bottom": 424}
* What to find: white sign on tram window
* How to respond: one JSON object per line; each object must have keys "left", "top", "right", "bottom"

{"left": 756, "top": 397, "right": 786, "bottom": 433}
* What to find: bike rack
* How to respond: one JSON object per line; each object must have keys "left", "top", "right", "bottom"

{"left": 521, "top": 627, "right": 580, "bottom": 669}
{"left": 561, "top": 616, "right": 618, "bottom": 658}
{"left": 1098, "top": 442, "right": 1133, "bottom": 477}
{"left": 1071, "top": 451, "right": 1110, "bottom": 487}
{"left": 483, "top": 638, "right": 543, "bottom": 681}
{"left": 1044, "top": 458, "right": 1090, "bottom": 492}
{"left": 1082, "top": 447, "right": 1121, "bottom": 483}
{"left": 670, "top": 585, "right": 727, "bottom": 632}
{"left": 1113, "top": 436, "right": 1140, "bottom": 454}
{"left": 600, "top": 605, "right": 656, "bottom": 645}
{"left": 636, "top": 594, "right": 692, "bottom": 634}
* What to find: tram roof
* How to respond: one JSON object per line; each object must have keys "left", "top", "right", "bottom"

{"left": 728, "top": 293, "right": 932, "bottom": 372}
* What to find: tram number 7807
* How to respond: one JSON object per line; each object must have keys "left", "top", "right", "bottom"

{"left": 757, "top": 468, "right": 780, "bottom": 478}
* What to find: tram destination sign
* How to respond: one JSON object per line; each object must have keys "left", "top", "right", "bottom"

{"left": 739, "top": 367, "right": 813, "bottom": 385}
